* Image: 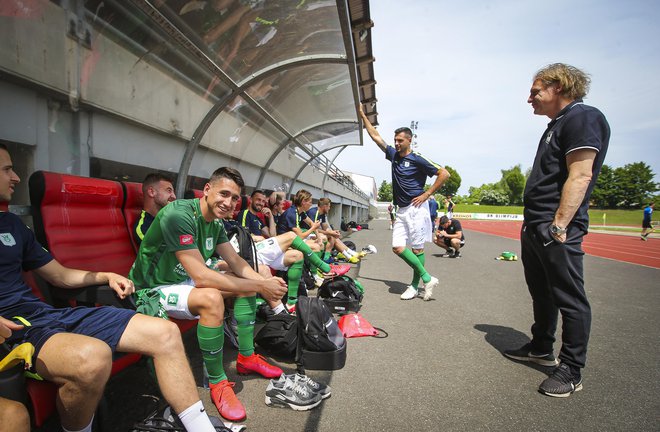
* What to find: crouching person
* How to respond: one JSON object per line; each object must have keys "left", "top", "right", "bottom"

{"left": 0, "top": 143, "right": 218, "bottom": 432}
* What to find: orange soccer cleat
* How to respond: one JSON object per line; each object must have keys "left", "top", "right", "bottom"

{"left": 209, "top": 380, "right": 246, "bottom": 422}
{"left": 236, "top": 353, "right": 283, "bottom": 378}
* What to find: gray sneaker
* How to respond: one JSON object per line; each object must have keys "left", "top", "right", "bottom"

{"left": 291, "top": 373, "right": 331, "bottom": 399}
{"left": 503, "top": 343, "right": 559, "bottom": 367}
{"left": 271, "top": 373, "right": 332, "bottom": 399}
{"left": 538, "top": 363, "right": 583, "bottom": 397}
{"left": 265, "top": 377, "right": 323, "bottom": 410}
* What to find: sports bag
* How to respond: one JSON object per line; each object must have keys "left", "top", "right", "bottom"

{"left": 318, "top": 276, "right": 362, "bottom": 314}
{"left": 295, "top": 296, "right": 347, "bottom": 370}
{"left": 225, "top": 223, "right": 258, "bottom": 270}
{"left": 254, "top": 312, "right": 298, "bottom": 359}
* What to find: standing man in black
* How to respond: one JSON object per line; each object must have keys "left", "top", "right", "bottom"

{"left": 504, "top": 63, "right": 610, "bottom": 398}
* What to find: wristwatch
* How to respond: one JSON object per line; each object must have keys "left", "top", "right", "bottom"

{"left": 550, "top": 224, "right": 567, "bottom": 236}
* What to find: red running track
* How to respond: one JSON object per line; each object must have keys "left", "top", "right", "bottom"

{"left": 461, "top": 220, "right": 660, "bottom": 269}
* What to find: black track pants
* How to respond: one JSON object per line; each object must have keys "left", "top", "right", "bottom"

{"left": 520, "top": 222, "right": 591, "bottom": 369}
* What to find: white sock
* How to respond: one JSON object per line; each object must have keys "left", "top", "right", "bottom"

{"left": 343, "top": 248, "right": 355, "bottom": 258}
{"left": 62, "top": 417, "right": 93, "bottom": 432}
{"left": 271, "top": 303, "right": 285, "bottom": 314}
{"left": 178, "top": 401, "right": 216, "bottom": 432}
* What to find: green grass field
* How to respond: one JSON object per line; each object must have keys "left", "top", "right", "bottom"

{"left": 450, "top": 204, "right": 644, "bottom": 227}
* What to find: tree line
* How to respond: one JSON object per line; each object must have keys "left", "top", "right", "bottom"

{"left": 377, "top": 162, "right": 658, "bottom": 209}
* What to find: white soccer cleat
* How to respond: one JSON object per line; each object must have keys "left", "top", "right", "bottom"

{"left": 400, "top": 285, "right": 418, "bottom": 300}
{"left": 423, "top": 277, "right": 438, "bottom": 301}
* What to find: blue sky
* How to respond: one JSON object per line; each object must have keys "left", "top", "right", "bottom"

{"left": 336, "top": 0, "right": 660, "bottom": 196}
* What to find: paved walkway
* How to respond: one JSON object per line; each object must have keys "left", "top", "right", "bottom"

{"left": 38, "top": 219, "right": 660, "bottom": 431}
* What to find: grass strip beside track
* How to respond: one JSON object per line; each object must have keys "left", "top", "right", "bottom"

{"left": 448, "top": 204, "right": 646, "bottom": 226}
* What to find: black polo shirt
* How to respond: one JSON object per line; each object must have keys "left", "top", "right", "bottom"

{"left": 443, "top": 219, "right": 464, "bottom": 240}
{"left": 523, "top": 101, "right": 610, "bottom": 231}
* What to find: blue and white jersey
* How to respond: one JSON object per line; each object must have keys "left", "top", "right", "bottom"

{"left": 304, "top": 207, "right": 327, "bottom": 229}
{"left": 1, "top": 212, "right": 53, "bottom": 312}
{"left": 276, "top": 206, "right": 307, "bottom": 235}
{"left": 238, "top": 209, "right": 265, "bottom": 236}
{"left": 385, "top": 146, "right": 441, "bottom": 208}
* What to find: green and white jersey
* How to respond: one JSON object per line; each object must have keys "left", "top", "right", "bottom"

{"left": 129, "top": 198, "right": 228, "bottom": 289}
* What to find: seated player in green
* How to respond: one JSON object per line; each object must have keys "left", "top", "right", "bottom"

{"left": 129, "top": 167, "right": 288, "bottom": 422}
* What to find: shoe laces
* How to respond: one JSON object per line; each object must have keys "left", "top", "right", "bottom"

{"left": 550, "top": 364, "right": 575, "bottom": 384}
{"left": 287, "top": 381, "right": 311, "bottom": 398}
{"left": 210, "top": 380, "right": 236, "bottom": 401}
{"left": 295, "top": 374, "right": 320, "bottom": 391}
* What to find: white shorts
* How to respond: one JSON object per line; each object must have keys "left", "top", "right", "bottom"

{"left": 255, "top": 238, "right": 288, "bottom": 271}
{"left": 157, "top": 282, "right": 198, "bottom": 320}
{"left": 392, "top": 201, "right": 433, "bottom": 249}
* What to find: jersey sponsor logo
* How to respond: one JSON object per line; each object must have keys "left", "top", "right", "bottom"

{"left": 205, "top": 237, "right": 213, "bottom": 250}
{"left": 179, "top": 234, "right": 194, "bottom": 245}
{"left": 0, "top": 233, "right": 16, "bottom": 246}
{"left": 174, "top": 263, "right": 188, "bottom": 277}
{"left": 167, "top": 293, "right": 179, "bottom": 306}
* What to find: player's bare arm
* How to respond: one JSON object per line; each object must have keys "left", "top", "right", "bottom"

{"left": 411, "top": 168, "right": 450, "bottom": 207}
{"left": 175, "top": 247, "right": 285, "bottom": 303}
{"left": 358, "top": 104, "right": 387, "bottom": 152}
{"left": 34, "top": 260, "right": 135, "bottom": 299}
{"left": 551, "top": 149, "right": 597, "bottom": 242}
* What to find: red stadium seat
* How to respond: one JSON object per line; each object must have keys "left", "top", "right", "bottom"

{"left": 29, "top": 172, "right": 135, "bottom": 276}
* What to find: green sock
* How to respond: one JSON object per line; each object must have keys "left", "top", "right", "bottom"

{"left": 398, "top": 248, "right": 431, "bottom": 284}
{"left": 410, "top": 252, "right": 425, "bottom": 288}
{"left": 197, "top": 324, "right": 226, "bottom": 384}
{"left": 234, "top": 296, "right": 257, "bottom": 356}
{"left": 323, "top": 251, "right": 331, "bottom": 261}
{"left": 286, "top": 260, "right": 303, "bottom": 304}
{"left": 291, "top": 236, "right": 331, "bottom": 273}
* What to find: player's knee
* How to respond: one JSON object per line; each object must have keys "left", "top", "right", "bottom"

{"left": 0, "top": 399, "right": 30, "bottom": 432}
{"left": 151, "top": 320, "right": 184, "bottom": 354}
{"left": 74, "top": 342, "right": 113, "bottom": 386}
{"left": 392, "top": 246, "right": 404, "bottom": 255}
{"left": 197, "top": 289, "right": 224, "bottom": 321}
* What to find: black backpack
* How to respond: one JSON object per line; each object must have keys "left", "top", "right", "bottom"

{"left": 225, "top": 223, "right": 258, "bottom": 270}
{"left": 318, "top": 276, "right": 363, "bottom": 314}
{"left": 254, "top": 312, "right": 298, "bottom": 359}
{"left": 295, "top": 296, "right": 347, "bottom": 370}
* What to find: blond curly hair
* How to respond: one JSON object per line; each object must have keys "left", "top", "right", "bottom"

{"left": 534, "top": 63, "right": 591, "bottom": 100}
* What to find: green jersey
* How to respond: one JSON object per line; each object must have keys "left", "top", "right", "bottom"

{"left": 129, "top": 198, "right": 228, "bottom": 289}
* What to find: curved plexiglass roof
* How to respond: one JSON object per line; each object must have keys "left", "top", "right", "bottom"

{"left": 80, "top": 0, "right": 375, "bottom": 198}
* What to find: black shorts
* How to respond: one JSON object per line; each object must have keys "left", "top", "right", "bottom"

{"left": 643, "top": 219, "right": 652, "bottom": 229}
{"left": 443, "top": 237, "right": 465, "bottom": 248}
{"left": 4, "top": 302, "right": 135, "bottom": 367}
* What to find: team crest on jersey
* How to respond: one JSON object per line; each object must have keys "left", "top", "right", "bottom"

{"left": 205, "top": 237, "right": 213, "bottom": 250}
{"left": 404, "top": 161, "right": 410, "bottom": 167}
{"left": 167, "top": 293, "right": 179, "bottom": 306}
{"left": 179, "top": 234, "right": 194, "bottom": 245}
{"left": 545, "top": 131, "right": 553, "bottom": 144}
{"left": 0, "top": 233, "right": 16, "bottom": 246}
